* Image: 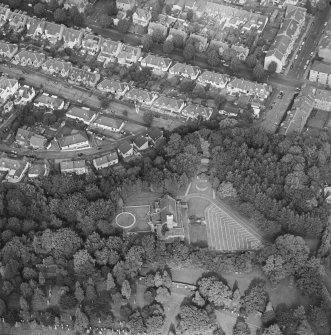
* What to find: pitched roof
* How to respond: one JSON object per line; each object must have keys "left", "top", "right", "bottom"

{"left": 82, "top": 33, "right": 100, "bottom": 49}
{"left": 44, "top": 22, "right": 63, "bottom": 36}
{"left": 62, "top": 27, "right": 82, "bottom": 44}
{"left": 66, "top": 106, "right": 95, "bottom": 122}
{"left": 99, "top": 38, "right": 121, "bottom": 56}
{"left": 0, "top": 41, "right": 17, "bottom": 55}
{"left": 30, "top": 134, "right": 47, "bottom": 148}
{"left": 58, "top": 131, "right": 88, "bottom": 148}
{"left": 198, "top": 71, "right": 229, "bottom": 85}
{"left": 15, "top": 49, "right": 45, "bottom": 63}
{"left": 159, "top": 194, "right": 179, "bottom": 225}
{"left": 118, "top": 140, "right": 132, "bottom": 154}
{"left": 142, "top": 54, "right": 172, "bottom": 69}
{"left": 93, "top": 115, "right": 123, "bottom": 129}
{"left": 170, "top": 62, "right": 200, "bottom": 77}
{"left": 26, "top": 17, "right": 45, "bottom": 36}
{"left": 16, "top": 128, "right": 31, "bottom": 143}
{"left": 153, "top": 96, "right": 184, "bottom": 111}
{"left": 148, "top": 127, "right": 163, "bottom": 141}
{"left": 97, "top": 79, "right": 128, "bottom": 92}
{"left": 229, "top": 78, "right": 271, "bottom": 96}
{"left": 0, "top": 156, "right": 28, "bottom": 177}
{"left": 69, "top": 67, "right": 100, "bottom": 84}
{"left": 43, "top": 58, "right": 72, "bottom": 72}
{"left": 34, "top": 93, "right": 64, "bottom": 109}
{"left": 29, "top": 163, "right": 46, "bottom": 176}
{"left": 310, "top": 61, "right": 331, "bottom": 75}
{"left": 125, "top": 87, "right": 156, "bottom": 102}
{"left": 60, "top": 159, "right": 86, "bottom": 171}
{"left": 134, "top": 8, "right": 151, "bottom": 19}
{"left": 182, "top": 104, "right": 213, "bottom": 119}
{"left": 0, "top": 77, "right": 18, "bottom": 90}
{"left": 133, "top": 135, "right": 148, "bottom": 148}
{"left": 93, "top": 152, "right": 118, "bottom": 167}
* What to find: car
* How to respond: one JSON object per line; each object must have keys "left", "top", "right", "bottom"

{"left": 306, "top": 60, "right": 310, "bottom": 65}
{"left": 78, "top": 153, "right": 84, "bottom": 157}
{"left": 295, "top": 54, "right": 298, "bottom": 60}
{"left": 324, "top": 22, "right": 328, "bottom": 26}
{"left": 304, "top": 65, "right": 307, "bottom": 70}
{"left": 310, "top": 51, "right": 314, "bottom": 56}
{"left": 301, "top": 41, "right": 305, "bottom": 46}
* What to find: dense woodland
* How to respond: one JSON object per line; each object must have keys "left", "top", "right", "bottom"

{"left": 0, "top": 120, "right": 330, "bottom": 334}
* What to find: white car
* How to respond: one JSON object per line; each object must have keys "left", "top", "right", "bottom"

{"left": 295, "top": 54, "right": 298, "bottom": 60}
{"left": 306, "top": 60, "right": 310, "bottom": 65}
{"left": 324, "top": 22, "right": 328, "bottom": 27}
{"left": 304, "top": 65, "right": 307, "bottom": 70}
{"left": 310, "top": 52, "right": 314, "bottom": 56}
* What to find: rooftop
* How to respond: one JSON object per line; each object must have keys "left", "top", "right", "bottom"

{"left": 93, "top": 152, "right": 118, "bottom": 167}
{"left": 58, "top": 130, "right": 88, "bottom": 148}
{"left": 66, "top": 106, "right": 95, "bottom": 122}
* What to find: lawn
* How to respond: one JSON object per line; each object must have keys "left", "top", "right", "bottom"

{"left": 124, "top": 205, "right": 151, "bottom": 232}
{"left": 125, "top": 191, "right": 160, "bottom": 206}
{"left": 187, "top": 197, "right": 210, "bottom": 217}
{"left": 122, "top": 122, "right": 147, "bottom": 133}
{"left": 189, "top": 223, "right": 208, "bottom": 247}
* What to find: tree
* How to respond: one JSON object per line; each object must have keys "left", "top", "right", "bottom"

{"left": 262, "top": 324, "right": 283, "bottom": 335}
{"left": 34, "top": 3, "right": 46, "bottom": 16}
{"left": 73, "top": 249, "right": 95, "bottom": 277}
{"left": 9, "top": 0, "right": 21, "bottom": 9}
{"left": 127, "top": 311, "right": 146, "bottom": 334}
{"left": 192, "top": 291, "right": 205, "bottom": 306}
{"left": 197, "top": 276, "right": 232, "bottom": 307}
{"left": 141, "top": 34, "right": 154, "bottom": 51}
{"left": 155, "top": 287, "right": 170, "bottom": 305}
{"left": 54, "top": 8, "right": 67, "bottom": 23}
{"left": 154, "top": 272, "right": 163, "bottom": 287}
{"left": 48, "top": 0, "right": 59, "bottom": 11}
{"left": 186, "top": 9, "right": 194, "bottom": 21}
{"left": 74, "top": 308, "right": 89, "bottom": 332}
{"left": 121, "top": 280, "right": 131, "bottom": 299}
{"left": 100, "top": 97, "right": 110, "bottom": 109}
{"left": 74, "top": 282, "right": 85, "bottom": 303}
{"left": 99, "top": 14, "right": 112, "bottom": 28}
{"left": 253, "top": 63, "right": 266, "bottom": 80}
{"left": 146, "top": 315, "right": 164, "bottom": 335}
{"left": 180, "top": 80, "right": 195, "bottom": 93}
{"left": 183, "top": 44, "right": 195, "bottom": 60}
{"left": 173, "top": 34, "right": 184, "bottom": 48}
{"left": 0, "top": 299, "right": 6, "bottom": 317}
{"left": 117, "top": 19, "right": 130, "bottom": 33}
{"left": 106, "top": 272, "right": 116, "bottom": 291}
{"left": 152, "top": 29, "right": 166, "bottom": 43}
{"left": 177, "top": 305, "right": 214, "bottom": 335}
{"left": 241, "top": 279, "right": 268, "bottom": 314}
{"left": 163, "top": 39, "right": 174, "bottom": 54}
{"left": 317, "top": 0, "right": 328, "bottom": 10}
{"left": 208, "top": 49, "right": 221, "bottom": 67}
{"left": 233, "top": 317, "right": 250, "bottom": 335}
{"left": 143, "top": 111, "right": 154, "bottom": 125}
{"left": 267, "top": 61, "right": 277, "bottom": 74}
{"left": 230, "top": 56, "right": 241, "bottom": 72}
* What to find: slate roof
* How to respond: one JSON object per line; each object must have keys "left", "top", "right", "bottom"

{"left": 118, "top": 140, "right": 132, "bottom": 155}
{"left": 93, "top": 152, "right": 118, "bottom": 168}
{"left": 133, "top": 135, "right": 148, "bottom": 148}
{"left": 66, "top": 106, "right": 95, "bottom": 122}
{"left": 58, "top": 131, "right": 88, "bottom": 148}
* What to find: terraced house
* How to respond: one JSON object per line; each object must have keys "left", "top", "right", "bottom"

{"left": 7, "top": 10, "right": 28, "bottom": 32}
{"left": 169, "top": 63, "right": 200, "bottom": 80}
{"left": 97, "top": 79, "right": 129, "bottom": 97}
{"left": 264, "top": 5, "right": 306, "bottom": 73}
{"left": 62, "top": 27, "right": 83, "bottom": 48}
{"left": 91, "top": 115, "right": 125, "bottom": 133}
{"left": 227, "top": 78, "right": 272, "bottom": 100}
{"left": 0, "top": 4, "right": 10, "bottom": 27}
{"left": 82, "top": 34, "right": 101, "bottom": 55}
{"left": 34, "top": 93, "right": 65, "bottom": 110}
{"left": 151, "top": 96, "right": 185, "bottom": 115}
{"left": 181, "top": 104, "right": 213, "bottom": 120}
{"left": 68, "top": 67, "right": 100, "bottom": 87}
{"left": 0, "top": 41, "right": 18, "bottom": 58}
{"left": 0, "top": 77, "right": 19, "bottom": 105}
{"left": 125, "top": 88, "right": 158, "bottom": 105}
{"left": 42, "top": 58, "right": 72, "bottom": 77}
{"left": 43, "top": 22, "right": 65, "bottom": 44}
{"left": 66, "top": 106, "right": 96, "bottom": 125}
{"left": 93, "top": 152, "right": 118, "bottom": 170}
{"left": 26, "top": 17, "right": 45, "bottom": 39}
{"left": 13, "top": 50, "right": 45, "bottom": 68}
{"left": 117, "top": 44, "right": 141, "bottom": 66}
{"left": 97, "top": 38, "right": 123, "bottom": 64}
{"left": 140, "top": 55, "right": 172, "bottom": 72}
{"left": 197, "top": 71, "right": 230, "bottom": 88}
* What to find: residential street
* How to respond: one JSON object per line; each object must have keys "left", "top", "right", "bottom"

{"left": 288, "top": 10, "right": 329, "bottom": 79}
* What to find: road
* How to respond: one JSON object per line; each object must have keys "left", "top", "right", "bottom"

{"left": 288, "top": 10, "right": 329, "bottom": 79}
